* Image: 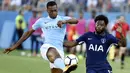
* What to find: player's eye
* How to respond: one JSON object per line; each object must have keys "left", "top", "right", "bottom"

{"left": 51, "top": 10, "right": 57, "bottom": 12}
{"left": 97, "top": 21, "right": 105, "bottom": 26}
{"left": 53, "top": 10, "right": 57, "bottom": 12}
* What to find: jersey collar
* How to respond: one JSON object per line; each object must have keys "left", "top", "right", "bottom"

{"left": 47, "top": 15, "right": 59, "bottom": 19}
{"left": 94, "top": 31, "right": 106, "bottom": 36}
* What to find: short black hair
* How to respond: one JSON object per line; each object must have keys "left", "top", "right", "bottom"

{"left": 91, "top": 10, "right": 96, "bottom": 15}
{"left": 46, "top": 1, "right": 57, "bottom": 8}
{"left": 94, "top": 15, "right": 108, "bottom": 25}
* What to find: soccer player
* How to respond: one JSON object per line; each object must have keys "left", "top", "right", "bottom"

{"left": 3, "top": 1, "right": 78, "bottom": 73}
{"left": 63, "top": 15, "right": 125, "bottom": 73}
{"left": 112, "top": 15, "right": 129, "bottom": 69}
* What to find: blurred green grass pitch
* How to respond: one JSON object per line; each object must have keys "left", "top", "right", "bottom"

{"left": 0, "top": 50, "right": 130, "bottom": 73}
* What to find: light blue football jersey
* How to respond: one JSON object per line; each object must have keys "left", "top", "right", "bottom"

{"left": 32, "top": 15, "right": 71, "bottom": 51}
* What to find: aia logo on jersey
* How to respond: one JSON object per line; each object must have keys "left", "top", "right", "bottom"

{"left": 88, "top": 44, "right": 104, "bottom": 52}
{"left": 101, "top": 38, "right": 106, "bottom": 44}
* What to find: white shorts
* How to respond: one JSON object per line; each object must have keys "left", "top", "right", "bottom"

{"left": 40, "top": 44, "right": 64, "bottom": 68}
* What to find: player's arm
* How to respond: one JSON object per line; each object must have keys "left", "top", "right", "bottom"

{"left": 58, "top": 18, "right": 78, "bottom": 28}
{"left": 63, "top": 41, "right": 78, "bottom": 48}
{"left": 3, "top": 18, "right": 42, "bottom": 54}
{"left": 64, "top": 18, "right": 78, "bottom": 24}
{"left": 3, "top": 29, "right": 35, "bottom": 54}
{"left": 117, "top": 32, "right": 126, "bottom": 46}
{"left": 64, "top": 33, "right": 86, "bottom": 48}
{"left": 116, "top": 23, "right": 126, "bottom": 44}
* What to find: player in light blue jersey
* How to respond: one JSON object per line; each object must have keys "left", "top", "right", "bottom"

{"left": 3, "top": 1, "right": 78, "bottom": 73}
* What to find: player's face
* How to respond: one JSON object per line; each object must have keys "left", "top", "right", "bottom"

{"left": 47, "top": 5, "right": 58, "bottom": 19}
{"left": 95, "top": 20, "right": 106, "bottom": 34}
{"left": 119, "top": 16, "right": 125, "bottom": 22}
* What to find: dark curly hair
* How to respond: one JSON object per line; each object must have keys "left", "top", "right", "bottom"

{"left": 94, "top": 15, "right": 109, "bottom": 25}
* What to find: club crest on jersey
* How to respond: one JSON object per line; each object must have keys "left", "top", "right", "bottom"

{"left": 101, "top": 38, "right": 106, "bottom": 44}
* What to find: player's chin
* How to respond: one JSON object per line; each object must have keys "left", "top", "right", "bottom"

{"left": 51, "top": 16, "right": 56, "bottom": 19}
{"left": 96, "top": 30, "right": 102, "bottom": 34}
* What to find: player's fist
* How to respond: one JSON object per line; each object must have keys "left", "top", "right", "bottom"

{"left": 116, "top": 26, "right": 122, "bottom": 33}
{"left": 116, "top": 23, "right": 122, "bottom": 33}
{"left": 3, "top": 48, "right": 13, "bottom": 54}
{"left": 57, "top": 20, "right": 66, "bottom": 28}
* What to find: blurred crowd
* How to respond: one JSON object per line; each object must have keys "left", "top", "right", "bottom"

{"left": 1, "top": 0, "right": 130, "bottom": 13}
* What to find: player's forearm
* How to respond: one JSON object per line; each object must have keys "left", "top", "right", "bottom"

{"left": 119, "top": 32, "right": 125, "bottom": 40}
{"left": 63, "top": 41, "right": 78, "bottom": 48}
{"left": 116, "top": 32, "right": 125, "bottom": 46}
{"left": 11, "top": 30, "right": 34, "bottom": 50}
{"left": 65, "top": 19, "right": 78, "bottom": 24}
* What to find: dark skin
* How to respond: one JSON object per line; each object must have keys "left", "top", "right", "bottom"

{"left": 3, "top": 5, "right": 78, "bottom": 73}
{"left": 95, "top": 20, "right": 106, "bottom": 34}
{"left": 64, "top": 20, "right": 125, "bottom": 48}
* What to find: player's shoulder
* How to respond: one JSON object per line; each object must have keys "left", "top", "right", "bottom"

{"left": 37, "top": 17, "right": 44, "bottom": 21}
{"left": 106, "top": 33, "right": 116, "bottom": 39}
{"left": 39, "top": 17, "right": 47, "bottom": 20}
{"left": 57, "top": 15, "right": 67, "bottom": 17}
{"left": 86, "top": 31, "right": 93, "bottom": 34}
{"left": 37, "top": 17, "right": 48, "bottom": 22}
{"left": 15, "top": 15, "right": 21, "bottom": 20}
{"left": 83, "top": 31, "right": 94, "bottom": 36}
{"left": 58, "top": 15, "right": 71, "bottom": 19}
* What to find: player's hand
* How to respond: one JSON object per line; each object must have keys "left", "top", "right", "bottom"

{"left": 3, "top": 48, "right": 13, "bottom": 54}
{"left": 116, "top": 23, "right": 122, "bottom": 33}
{"left": 116, "top": 26, "right": 122, "bottom": 33}
{"left": 57, "top": 20, "right": 66, "bottom": 28}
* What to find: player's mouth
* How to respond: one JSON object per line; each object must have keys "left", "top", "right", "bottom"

{"left": 96, "top": 27, "right": 102, "bottom": 33}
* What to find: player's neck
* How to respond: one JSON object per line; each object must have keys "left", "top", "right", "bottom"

{"left": 48, "top": 15, "right": 57, "bottom": 19}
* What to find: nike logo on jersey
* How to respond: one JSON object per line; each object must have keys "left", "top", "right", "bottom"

{"left": 88, "top": 38, "right": 92, "bottom": 40}
{"left": 88, "top": 44, "right": 104, "bottom": 52}
{"left": 44, "top": 21, "right": 49, "bottom": 24}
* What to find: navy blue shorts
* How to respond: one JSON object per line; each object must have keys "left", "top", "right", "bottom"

{"left": 87, "top": 69, "right": 112, "bottom": 73}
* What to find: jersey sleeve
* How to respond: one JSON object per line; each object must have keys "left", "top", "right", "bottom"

{"left": 32, "top": 18, "right": 42, "bottom": 30}
{"left": 110, "top": 34, "right": 119, "bottom": 44}
{"left": 62, "top": 16, "right": 72, "bottom": 21}
{"left": 76, "top": 33, "right": 87, "bottom": 43}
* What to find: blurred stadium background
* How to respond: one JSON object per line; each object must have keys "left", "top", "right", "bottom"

{"left": 0, "top": 0, "right": 130, "bottom": 73}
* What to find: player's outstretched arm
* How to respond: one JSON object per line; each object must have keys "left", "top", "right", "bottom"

{"left": 63, "top": 41, "right": 78, "bottom": 48}
{"left": 57, "top": 18, "right": 78, "bottom": 28}
{"left": 116, "top": 23, "right": 126, "bottom": 45}
{"left": 65, "top": 18, "right": 78, "bottom": 24}
{"left": 3, "top": 29, "right": 35, "bottom": 54}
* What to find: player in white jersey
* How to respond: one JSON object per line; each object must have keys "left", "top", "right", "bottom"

{"left": 3, "top": 1, "right": 78, "bottom": 73}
